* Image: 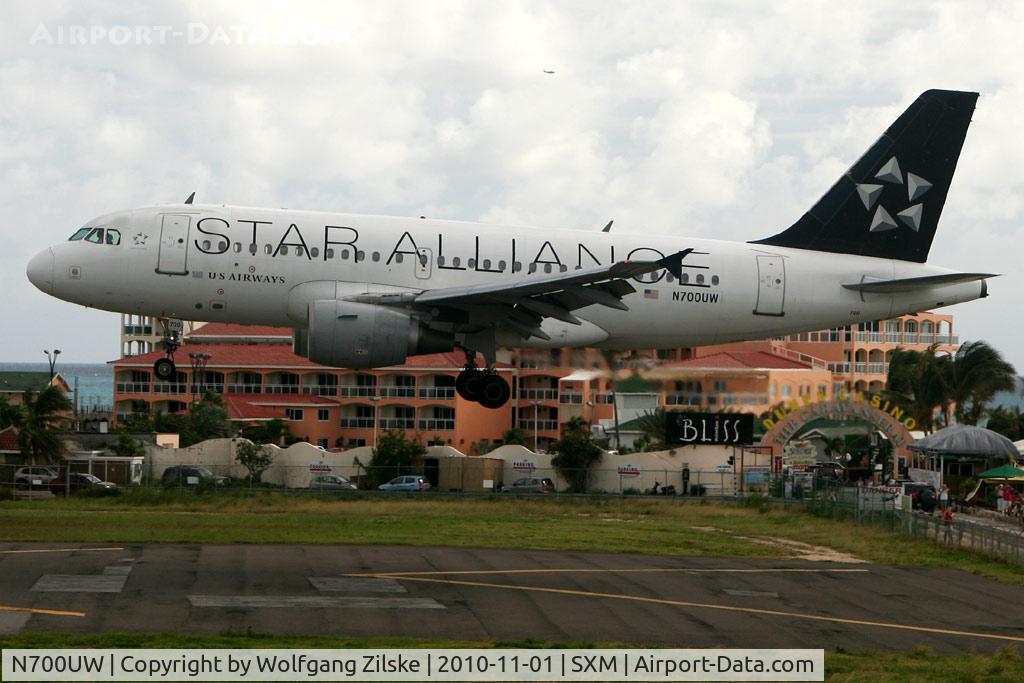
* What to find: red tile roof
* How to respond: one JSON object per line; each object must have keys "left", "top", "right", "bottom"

{"left": 188, "top": 323, "right": 292, "bottom": 339}
{"left": 112, "top": 346, "right": 511, "bottom": 371}
{"left": 0, "top": 426, "right": 18, "bottom": 452}
{"left": 663, "top": 351, "right": 812, "bottom": 370}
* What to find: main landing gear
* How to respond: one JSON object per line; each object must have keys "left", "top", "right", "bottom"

{"left": 152, "top": 318, "right": 182, "bottom": 381}
{"left": 455, "top": 347, "right": 511, "bottom": 409}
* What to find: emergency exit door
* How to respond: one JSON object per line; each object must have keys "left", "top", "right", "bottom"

{"left": 414, "top": 248, "right": 432, "bottom": 280}
{"left": 156, "top": 214, "right": 191, "bottom": 275}
{"left": 753, "top": 254, "right": 785, "bottom": 316}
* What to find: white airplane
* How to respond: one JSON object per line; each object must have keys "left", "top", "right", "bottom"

{"left": 28, "top": 89, "right": 994, "bottom": 409}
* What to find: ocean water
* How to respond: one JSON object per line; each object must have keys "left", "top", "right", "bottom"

{"left": 0, "top": 362, "right": 113, "bottom": 409}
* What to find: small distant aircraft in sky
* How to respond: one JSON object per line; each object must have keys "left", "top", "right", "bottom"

{"left": 542, "top": 69, "right": 555, "bottom": 74}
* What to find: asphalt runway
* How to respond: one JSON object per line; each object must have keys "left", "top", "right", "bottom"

{"left": 2, "top": 543, "right": 1023, "bottom": 653}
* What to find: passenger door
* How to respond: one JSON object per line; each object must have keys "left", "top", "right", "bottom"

{"left": 753, "top": 254, "right": 786, "bottom": 316}
{"left": 156, "top": 214, "right": 191, "bottom": 275}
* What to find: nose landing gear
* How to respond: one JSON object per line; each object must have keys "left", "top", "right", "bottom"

{"left": 455, "top": 346, "right": 511, "bottom": 409}
{"left": 152, "top": 318, "right": 182, "bottom": 381}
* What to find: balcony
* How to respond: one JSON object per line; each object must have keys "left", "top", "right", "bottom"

{"left": 419, "top": 387, "right": 455, "bottom": 400}
{"left": 115, "top": 382, "right": 151, "bottom": 393}
{"left": 122, "top": 325, "right": 154, "bottom": 336}
{"left": 518, "top": 419, "right": 560, "bottom": 432}
{"left": 559, "top": 393, "right": 583, "bottom": 404}
{"left": 227, "top": 383, "right": 263, "bottom": 394}
{"left": 853, "top": 332, "right": 958, "bottom": 346}
{"left": 338, "top": 386, "right": 378, "bottom": 398}
{"left": 339, "top": 417, "right": 375, "bottom": 428}
{"left": 152, "top": 383, "right": 187, "bottom": 394}
{"left": 302, "top": 385, "right": 339, "bottom": 396}
{"left": 189, "top": 383, "right": 224, "bottom": 394}
{"left": 835, "top": 362, "right": 889, "bottom": 377}
{"left": 665, "top": 392, "right": 769, "bottom": 407}
{"left": 594, "top": 392, "right": 614, "bottom": 404}
{"left": 419, "top": 418, "right": 455, "bottom": 431}
{"left": 379, "top": 418, "right": 415, "bottom": 429}
{"left": 264, "top": 384, "right": 300, "bottom": 394}
{"left": 379, "top": 386, "right": 416, "bottom": 398}
{"left": 519, "top": 388, "right": 559, "bottom": 401}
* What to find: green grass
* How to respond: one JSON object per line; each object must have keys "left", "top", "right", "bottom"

{"left": 2, "top": 493, "right": 1023, "bottom": 585}
{"left": 1, "top": 634, "right": 1022, "bottom": 681}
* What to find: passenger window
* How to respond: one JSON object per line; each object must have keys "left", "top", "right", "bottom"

{"left": 325, "top": 248, "right": 334, "bottom": 258}
{"left": 712, "top": 275, "right": 720, "bottom": 285}
{"left": 528, "top": 263, "right": 536, "bottom": 274}
{"left": 544, "top": 264, "right": 553, "bottom": 274}
{"left": 341, "top": 249, "right": 350, "bottom": 259}
{"left": 498, "top": 260, "right": 506, "bottom": 270}
{"left": 372, "top": 252, "right": 381, "bottom": 262}
{"left": 249, "top": 243, "right": 257, "bottom": 255}
{"left": 233, "top": 243, "right": 242, "bottom": 253}
{"left": 68, "top": 228, "right": 91, "bottom": 241}
{"left": 682, "top": 273, "right": 689, "bottom": 284}
{"left": 279, "top": 245, "right": 289, "bottom": 255}
{"left": 105, "top": 229, "right": 121, "bottom": 245}
{"left": 437, "top": 255, "right": 445, "bottom": 266}
{"left": 85, "top": 228, "right": 104, "bottom": 244}
{"left": 311, "top": 247, "right": 319, "bottom": 258}
{"left": 559, "top": 264, "right": 567, "bottom": 272}
{"left": 452, "top": 257, "right": 461, "bottom": 267}
{"left": 666, "top": 273, "right": 675, "bottom": 283}
{"left": 218, "top": 240, "right": 227, "bottom": 251}
{"left": 696, "top": 274, "right": 704, "bottom": 284}
{"left": 483, "top": 259, "right": 491, "bottom": 269}
{"left": 202, "top": 240, "right": 212, "bottom": 250}
{"left": 513, "top": 261, "right": 522, "bottom": 272}
{"left": 395, "top": 253, "right": 404, "bottom": 264}
{"left": 296, "top": 247, "right": 304, "bottom": 257}
{"left": 264, "top": 244, "right": 272, "bottom": 255}
{"left": 468, "top": 258, "right": 476, "bottom": 268}
{"left": 356, "top": 250, "right": 365, "bottom": 261}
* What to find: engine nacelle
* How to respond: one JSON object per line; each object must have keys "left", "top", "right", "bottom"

{"left": 298, "top": 300, "right": 453, "bottom": 369}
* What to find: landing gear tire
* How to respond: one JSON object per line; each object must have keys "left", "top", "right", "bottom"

{"left": 154, "top": 357, "right": 176, "bottom": 381}
{"left": 456, "top": 369, "right": 483, "bottom": 401}
{"left": 477, "top": 374, "right": 511, "bottom": 409}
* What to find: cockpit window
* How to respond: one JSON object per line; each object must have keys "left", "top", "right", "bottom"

{"left": 69, "top": 228, "right": 91, "bottom": 241}
{"left": 106, "top": 229, "right": 121, "bottom": 245}
{"left": 85, "top": 228, "right": 105, "bottom": 244}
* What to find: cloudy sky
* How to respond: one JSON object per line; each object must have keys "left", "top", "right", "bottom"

{"left": 2, "top": 0, "right": 1022, "bottom": 371}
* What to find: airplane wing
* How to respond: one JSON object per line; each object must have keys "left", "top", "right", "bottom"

{"left": 346, "top": 250, "right": 690, "bottom": 341}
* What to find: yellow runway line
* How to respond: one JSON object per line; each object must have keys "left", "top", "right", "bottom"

{"left": 0, "top": 604, "right": 86, "bottom": 618}
{"left": 352, "top": 567, "right": 871, "bottom": 577}
{"left": 0, "top": 547, "right": 125, "bottom": 555}
{"left": 387, "top": 574, "right": 1024, "bottom": 645}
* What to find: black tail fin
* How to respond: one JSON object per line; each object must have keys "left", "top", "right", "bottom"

{"left": 752, "top": 89, "right": 978, "bottom": 263}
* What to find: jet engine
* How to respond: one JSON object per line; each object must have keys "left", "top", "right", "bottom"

{"left": 294, "top": 300, "right": 453, "bottom": 369}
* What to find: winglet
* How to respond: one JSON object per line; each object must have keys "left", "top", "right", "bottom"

{"left": 658, "top": 249, "right": 692, "bottom": 280}
{"left": 184, "top": 192, "right": 195, "bottom": 205}
{"left": 602, "top": 220, "right": 613, "bottom": 233}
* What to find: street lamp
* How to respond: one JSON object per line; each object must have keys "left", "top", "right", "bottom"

{"left": 530, "top": 399, "right": 541, "bottom": 453}
{"left": 43, "top": 349, "right": 61, "bottom": 380}
{"left": 188, "top": 352, "right": 211, "bottom": 405}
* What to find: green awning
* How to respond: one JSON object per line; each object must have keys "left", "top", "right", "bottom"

{"left": 978, "top": 464, "right": 1024, "bottom": 479}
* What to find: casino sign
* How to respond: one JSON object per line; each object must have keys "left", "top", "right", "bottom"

{"left": 759, "top": 391, "right": 915, "bottom": 464}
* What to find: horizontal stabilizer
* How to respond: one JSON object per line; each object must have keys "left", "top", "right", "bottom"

{"left": 842, "top": 272, "right": 996, "bottom": 293}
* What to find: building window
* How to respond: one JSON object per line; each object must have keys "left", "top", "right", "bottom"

{"left": 285, "top": 408, "right": 304, "bottom": 421}
{"left": 317, "top": 409, "right": 329, "bottom": 421}
{"left": 317, "top": 438, "right": 328, "bottom": 449}
{"left": 782, "top": 385, "right": 792, "bottom": 398}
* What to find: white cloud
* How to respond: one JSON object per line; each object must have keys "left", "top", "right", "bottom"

{"left": 1, "top": 0, "right": 1022, "bottom": 372}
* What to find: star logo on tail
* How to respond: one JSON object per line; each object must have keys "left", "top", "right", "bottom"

{"left": 856, "top": 156, "right": 932, "bottom": 233}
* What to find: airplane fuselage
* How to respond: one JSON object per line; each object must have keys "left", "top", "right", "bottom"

{"left": 28, "top": 203, "right": 985, "bottom": 351}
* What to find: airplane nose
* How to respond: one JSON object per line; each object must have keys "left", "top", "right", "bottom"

{"left": 27, "top": 247, "right": 55, "bottom": 294}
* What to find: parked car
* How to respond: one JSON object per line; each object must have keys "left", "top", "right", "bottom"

{"left": 504, "top": 477, "right": 555, "bottom": 494}
{"left": 309, "top": 474, "right": 358, "bottom": 491}
{"left": 160, "top": 465, "right": 227, "bottom": 487}
{"left": 378, "top": 475, "right": 431, "bottom": 492}
{"left": 902, "top": 482, "right": 937, "bottom": 512}
{"left": 49, "top": 472, "right": 116, "bottom": 495}
{"left": 14, "top": 466, "right": 59, "bottom": 488}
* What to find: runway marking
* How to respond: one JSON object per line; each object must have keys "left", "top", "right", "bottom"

{"left": 0, "top": 604, "right": 86, "bottom": 617}
{"left": 351, "top": 567, "right": 871, "bottom": 577}
{"left": 31, "top": 574, "right": 127, "bottom": 593}
{"left": 383, "top": 575, "right": 1024, "bottom": 645}
{"left": 188, "top": 595, "right": 443, "bottom": 609}
{"left": 0, "top": 547, "right": 125, "bottom": 555}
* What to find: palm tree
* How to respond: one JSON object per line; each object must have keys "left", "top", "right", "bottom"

{"left": 0, "top": 396, "right": 19, "bottom": 430}
{"left": 13, "top": 386, "right": 72, "bottom": 465}
{"left": 634, "top": 408, "right": 668, "bottom": 450}
{"left": 885, "top": 345, "right": 950, "bottom": 432}
{"left": 945, "top": 341, "right": 1016, "bottom": 425}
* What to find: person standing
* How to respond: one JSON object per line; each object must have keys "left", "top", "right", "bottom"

{"left": 939, "top": 484, "right": 950, "bottom": 510}
{"left": 996, "top": 483, "right": 1006, "bottom": 513}
{"left": 1003, "top": 484, "right": 1015, "bottom": 515}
